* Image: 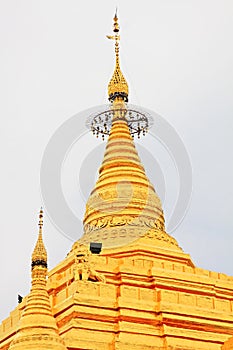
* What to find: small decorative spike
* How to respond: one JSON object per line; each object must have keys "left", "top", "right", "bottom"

{"left": 8, "top": 209, "right": 67, "bottom": 350}
{"left": 113, "top": 8, "right": 119, "bottom": 33}
{"left": 31, "top": 208, "right": 47, "bottom": 270}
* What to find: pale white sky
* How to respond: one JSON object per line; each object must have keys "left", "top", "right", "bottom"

{"left": 0, "top": 0, "right": 233, "bottom": 321}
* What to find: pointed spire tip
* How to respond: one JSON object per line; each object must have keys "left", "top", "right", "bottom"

{"left": 114, "top": 7, "right": 118, "bottom": 19}
{"left": 39, "top": 207, "right": 43, "bottom": 228}
{"left": 107, "top": 9, "right": 129, "bottom": 102}
{"left": 31, "top": 209, "right": 47, "bottom": 270}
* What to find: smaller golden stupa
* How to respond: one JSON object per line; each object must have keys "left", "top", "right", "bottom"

{"left": 8, "top": 209, "right": 67, "bottom": 350}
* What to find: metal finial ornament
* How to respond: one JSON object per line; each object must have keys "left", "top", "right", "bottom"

{"left": 87, "top": 12, "right": 152, "bottom": 140}
{"left": 107, "top": 11, "right": 129, "bottom": 102}
{"left": 31, "top": 208, "right": 47, "bottom": 270}
{"left": 113, "top": 8, "right": 119, "bottom": 32}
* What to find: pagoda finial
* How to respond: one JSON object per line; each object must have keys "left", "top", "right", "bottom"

{"left": 31, "top": 208, "right": 47, "bottom": 272}
{"left": 107, "top": 10, "right": 129, "bottom": 103}
{"left": 8, "top": 209, "right": 68, "bottom": 350}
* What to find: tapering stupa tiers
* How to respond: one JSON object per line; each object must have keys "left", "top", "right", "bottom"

{"left": 82, "top": 98, "right": 166, "bottom": 248}
{"left": 9, "top": 209, "right": 67, "bottom": 350}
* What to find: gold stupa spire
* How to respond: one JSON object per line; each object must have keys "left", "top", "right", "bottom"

{"left": 78, "top": 13, "right": 181, "bottom": 250}
{"left": 9, "top": 209, "right": 67, "bottom": 350}
{"left": 107, "top": 10, "right": 129, "bottom": 102}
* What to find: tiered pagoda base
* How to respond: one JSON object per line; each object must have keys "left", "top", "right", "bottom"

{"left": 1, "top": 233, "right": 233, "bottom": 350}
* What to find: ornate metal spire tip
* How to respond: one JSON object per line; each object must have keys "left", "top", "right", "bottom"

{"left": 31, "top": 208, "right": 47, "bottom": 270}
{"left": 107, "top": 11, "right": 129, "bottom": 103}
{"left": 39, "top": 207, "right": 43, "bottom": 229}
{"left": 86, "top": 12, "right": 153, "bottom": 141}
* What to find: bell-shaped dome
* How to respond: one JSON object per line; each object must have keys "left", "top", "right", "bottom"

{"left": 81, "top": 99, "right": 165, "bottom": 248}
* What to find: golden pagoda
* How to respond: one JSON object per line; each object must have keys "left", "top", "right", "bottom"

{"left": 6, "top": 209, "right": 67, "bottom": 350}
{"left": 1, "top": 13, "right": 233, "bottom": 350}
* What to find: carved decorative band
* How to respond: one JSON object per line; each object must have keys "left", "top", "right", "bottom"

{"left": 31, "top": 259, "right": 47, "bottom": 268}
{"left": 10, "top": 334, "right": 65, "bottom": 345}
{"left": 84, "top": 215, "right": 165, "bottom": 234}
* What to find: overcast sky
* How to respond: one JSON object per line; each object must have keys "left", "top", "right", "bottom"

{"left": 0, "top": 0, "right": 233, "bottom": 321}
